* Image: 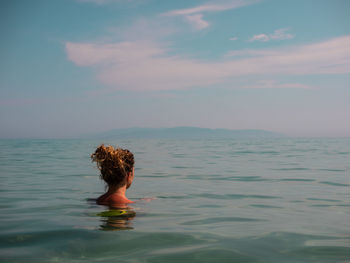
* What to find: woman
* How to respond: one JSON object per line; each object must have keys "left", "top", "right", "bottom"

{"left": 91, "top": 144, "right": 135, "bottom": 206}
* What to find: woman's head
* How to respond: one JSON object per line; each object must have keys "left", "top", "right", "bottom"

{"left": 91, "top": 144, "right": 134, "bottom": 188}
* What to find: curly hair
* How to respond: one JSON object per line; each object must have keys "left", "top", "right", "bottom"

{"left": 91, "top": 144, "right": 134, "bottom": 187}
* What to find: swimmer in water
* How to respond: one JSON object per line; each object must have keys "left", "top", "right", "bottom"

{"left": 91, "top": 144, "right": 135, "bottom": 206}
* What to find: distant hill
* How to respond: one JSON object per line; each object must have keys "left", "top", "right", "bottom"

{"left": 83, "top": 127, "right": 284, "bottom": 139}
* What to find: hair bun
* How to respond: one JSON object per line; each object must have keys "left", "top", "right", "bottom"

{"left": 91, "top": 144, "right": 134, "bottom": 187}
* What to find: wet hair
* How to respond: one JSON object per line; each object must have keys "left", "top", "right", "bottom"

{"left": 91, "top": 144, "right": 134, "bottom": 188}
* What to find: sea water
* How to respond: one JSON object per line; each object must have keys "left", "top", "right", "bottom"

{"left": 0, "top": 138, "right": 349, "bottom": 262}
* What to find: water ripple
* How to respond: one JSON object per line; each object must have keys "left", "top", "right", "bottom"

{"left": 319, "top": 181, "right": 350, "bottom": 187}
{"left": 195, "top": 193, "right": 280, "bottom": 200}
{"left": 181, "top": 216, "right": 266, "bottom": 225}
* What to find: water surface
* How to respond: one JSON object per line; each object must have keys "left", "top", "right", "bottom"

{"left": 1, "top": 138, "right": 349, "bottom": 262}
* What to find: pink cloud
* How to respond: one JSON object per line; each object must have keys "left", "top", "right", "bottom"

{"left": 250, "top": 34, "right": 269, "bottom": 42}
{"left": 185, "top": 14, "right": 209, "bottom": 30}
{"left": 65, "top": 41, "right": 164, "bottom": 66}
{"left": 250, "top": 28, "right": 295, "bottom": 42}
{"left": 162, "top": 0, "right": 258, "bottom": 16}
{"left": 65, "top": 35, "right": 350, "bottom": 91}
{"left": 241, "top": 80, "right": 314, "bottom": 89}
{"left": 162, "top": 0, "right": 258, "bottom": 30}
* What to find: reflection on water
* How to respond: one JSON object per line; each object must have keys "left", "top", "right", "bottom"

{"left": 87, "top": 198, "right": 137, "bottom": 231}
{"left": 97, "top": 207, "right": 136, "bottom": 231}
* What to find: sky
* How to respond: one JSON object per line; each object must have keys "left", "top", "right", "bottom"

{"left": 1, "top": 0, "right": 350, "bottom": 138}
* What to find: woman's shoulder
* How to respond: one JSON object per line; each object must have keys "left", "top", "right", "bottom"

{"left": 96, "top": 193, "right": 133, "bottom": 205}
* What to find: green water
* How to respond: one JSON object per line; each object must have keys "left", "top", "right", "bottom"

{"left": 0, "top": 138, "right": 349, "bottom": 262}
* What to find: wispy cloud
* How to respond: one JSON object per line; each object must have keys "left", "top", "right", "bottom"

{"left": 66, "top": 36, "right": 350, "bottom": 91}
{"left": 163, "top": 1, "right": 255, "bottom": 16}
{"left": 66, "top": 41, "right": 223, "bottom": 90}
{"left": 250, "top": 28, "right": 295, "bottom": 42}
{"left": 250, "top": 34, "right": 269, "bottom": 42}
{"left": 185, "top": 14, "right": 209, "bottom": 30}
{"left": 229, "top": 37, "right": 238, "bottom": 41}
{"left": 242, "top": 80, "right": 313, "bottom": 89}
{"left": 162, "top": 0, "right": 258, "bottom": 30}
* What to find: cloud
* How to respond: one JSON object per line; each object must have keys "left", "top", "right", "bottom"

{"left": 250, "top": 34, "right": 269, "bottom": 42}
{"left": 66, "top": 35, "right": 350, "bottom": 91}
{"left": 229, "top": 37, "right": 238, "bottom": 41}
{"left": 250, "top": 28, "right": 295, "bottom": 42}
{"left": 185, "top": 14, "right": 209, "bottom": 30}
{"left": 66, "top": 41, "right": 224, "bottom": 90}
{"left": 162, "top": 0, "right": 258, "bottom": 30}
{"left": 162, "top": 0, "right": 257, "bottom": 16}
{"left": 270, "top": 28, "right": 295, "bottom": 40}
{"left": 242, "top": 80, "right": 313, "bottom": 89}
{"left": 225, "top": 48, "right": 277, "bottom": 57}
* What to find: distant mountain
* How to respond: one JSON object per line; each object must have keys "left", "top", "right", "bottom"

{"left": 83, "top": 127, "right": 284, "bottom": 139}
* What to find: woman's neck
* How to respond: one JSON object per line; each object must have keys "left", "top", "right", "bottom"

{"left": 107, "top": 185, "right": 127, "bottom": 196}
{"left": 97, "top": 184, "right": 133, "bottom": 206}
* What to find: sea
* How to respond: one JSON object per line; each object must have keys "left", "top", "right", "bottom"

{"left": 0, "top": 138, "right": 349, "bottom": 263}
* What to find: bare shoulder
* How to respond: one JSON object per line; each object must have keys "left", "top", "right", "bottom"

{"left": 96, "top": 194, "right": 108, "bottom": 205}
{"left": 96, "top": 194, "right": 133, "bottom": 205}
{"left": 110, "top": 195, "right": 134, "bottom": 204}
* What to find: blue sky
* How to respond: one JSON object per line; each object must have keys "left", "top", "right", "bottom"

{"left": 1, "top": 0, "right": 350, "bottom": 138}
